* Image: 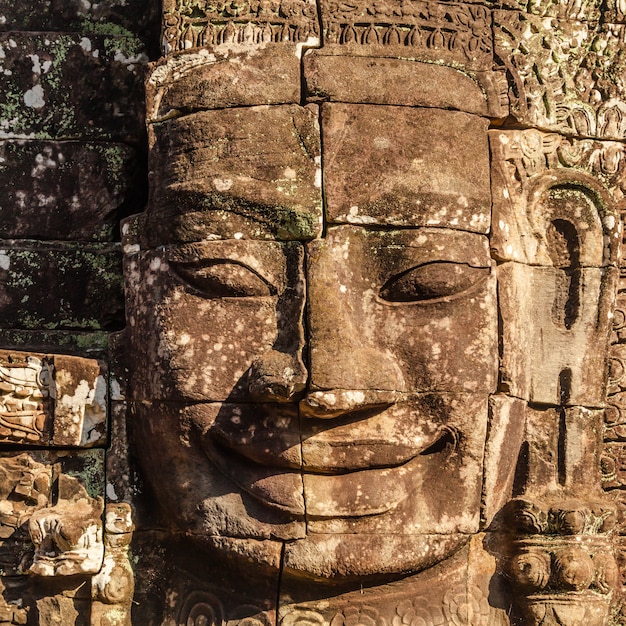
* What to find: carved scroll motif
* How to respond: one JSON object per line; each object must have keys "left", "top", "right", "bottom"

{"left": 494, "top": 11, "right": 626, "bottom": 139}
{"left": 28, "top": 474, "right": 104, "bottom": 577}
{"left": 0, "top": 352, "right": 107, "bottom": 448}
{"left": 161, "top": 0, "right": 320, "bottom": 54}
{"left": 0, "top": 357, "right": 50, "bottom": 445}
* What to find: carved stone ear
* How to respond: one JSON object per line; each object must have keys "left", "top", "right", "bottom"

{"left": 247, "top": 350, "right": 307, "bottom": 403}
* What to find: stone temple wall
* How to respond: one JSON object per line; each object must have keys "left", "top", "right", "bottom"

{"left": 3, "top": 0, "right": 626, "bottom": 625}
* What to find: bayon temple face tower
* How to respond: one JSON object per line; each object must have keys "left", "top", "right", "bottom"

{"left": 1, "top": 0, "right": 626, "bottom": 624}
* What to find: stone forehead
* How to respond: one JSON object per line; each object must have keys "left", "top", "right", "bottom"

{"left": 141, "top": 103, "right": 492, "bottom": 245}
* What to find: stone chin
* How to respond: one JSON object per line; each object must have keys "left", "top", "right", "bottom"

{"left": 188, "top": 528, "right": 471, "bottom": 584}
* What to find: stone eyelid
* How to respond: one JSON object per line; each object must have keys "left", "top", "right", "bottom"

{"left": 378, "top": 260, "right": 490, "bottom": 303}
{"left": 168, "top": 259, "right": 278, "bottom": 298}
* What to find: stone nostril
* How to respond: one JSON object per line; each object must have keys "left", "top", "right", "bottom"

{"left": 247, "top": 350, "right": 307, "bottom": 402}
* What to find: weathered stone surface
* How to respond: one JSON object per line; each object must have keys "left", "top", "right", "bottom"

{"left": 125, "top": 240, "right": 305, "bottom": 403}
{"left": 318, "top": 0, "right": 494, "bottom": 71}
{"left": 130, "top": 532, "right": 281, "bottom": 626}
{"left": 494, "top": 11, "right": 626, "bottom": 139}
{"left": 0, "top": 350, "right": 106, "bottom": 447}
{"left": 0, "top": 141, "right": 136, "bottom": 241}
{"left": 91, "top": 503, "right": 134, "bottom": 626}
{"left": 147, "top": 104, "right": 322, "bottom": 243}
{"left": 0, "top": 33, "right": 146, "bottom": 141}
{"left": 147, "top": 45, "right": 302, "bottom": 121}
{"left": 487, "top": 0, "right": 603, "bottom": 21}
{"left": 490, "top": 130, "right": 623, "bottom": 266}
{"left": 130, "top": 401, "right": 305, "bottom": 542}
{"left": 0, "top": 241, "right": 123, "bottom": 331}
{"left": 321, "top": 104, "right": 491, "bottom": 231}
{"left": 499, "top": 262, "right": 617, "bottom": 405}
{"left": 523, "top": 405, "right": 604, "bottom": 494}
{"left": 280, "top": 542, "right": 508, "bottom": 624}
{"left": 0, "top": 450, "right": 103, "bottom": 577}
{"left": 305, "top": 226, "right": 497, "bottom": 398}
{"left": 482, "top": 395, "right": 527, "bottom": 528}
{"left": 604, "top": 0, "right": 626, "bottom": 22}
{"left": 0, "top": 0, "right": 160, "bottom": 35}
{"left": 4, "top": 0, "right": 625, "bottom": 620}
{"left": 303, "top": 48, "right": 509, "bottom": 117}
{"left": 300, "top": 392, "right": 489, "bottom": 536}
{"left": 161, "top": 0, "right": 319, "bottom": 55}
{"left": 28, "top": 473, "right": 104, "bottom": 576}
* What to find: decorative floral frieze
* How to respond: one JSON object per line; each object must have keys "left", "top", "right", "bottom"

{"left": 162, "top": 0, "right": 320, "bottom": 53}
{"left": 320, "top": 0, "right": 493, "bottom": 69}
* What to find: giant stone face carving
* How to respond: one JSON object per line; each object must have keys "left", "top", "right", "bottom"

{"left": 119, "top": 0, "right": 626, "bottom": 623}
{"left": 124, "top": 92, "right": 501, "bottom": 583}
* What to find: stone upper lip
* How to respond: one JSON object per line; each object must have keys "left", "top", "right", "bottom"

{"left": 208, "top": 402, "right": 449, "bottom": 473}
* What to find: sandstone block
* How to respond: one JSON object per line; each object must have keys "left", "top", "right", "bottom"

{"left": 304, "top": 47, "right": 509, "bottom": 117}
{"left": 147, "top": 44, "right": 301, "bottom": 121}
{"left": 147, "top": 105, "right": 322, "bottom": 242}
{"left": 0, "top": 33, "right": 146, "bottom": 142}
{"left": 321, "top": 104, "right": 491, "bottom": 231}
{"left": 498, "top": 262, "right": 616, "bottom": 405}
{"left": 0, "top": 141, "right": 135, "bottom": 241}
{"left": 0, "top": 241, "right": 123, "bottom": 332}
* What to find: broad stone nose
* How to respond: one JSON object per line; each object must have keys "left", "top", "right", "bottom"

{"left": 301, "top": 239, "right": 405, "bottom": 419}
{"left": 300, "top": 344, "right": 403, "bottom": 419}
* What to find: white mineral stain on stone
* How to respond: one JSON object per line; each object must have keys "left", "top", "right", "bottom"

{"left": 0, "top": 252, "right": 9, "bottom": 270}
{"left": 295, "top": 36, "right": 320, "bottom": 59}
{"left": 213, "top": 178, "right": 233, "bottom": 191}
{"left": 314, "top": 155, "right": 322, "bottom": 188}
{"left": 24, "top": 84, "right": 45, "bottom": 109}
{"left": 106, "top": 483, "right": 118, "bottom": 501}
{"left": 28, "top": 54, "right": 42, "bottom": 75}
{"left": 373, "top": 136, "right": 391, "bottom": 149}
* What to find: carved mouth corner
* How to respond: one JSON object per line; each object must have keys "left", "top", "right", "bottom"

{"left": 419, "top": 427, "right": 459, "bottom": 456}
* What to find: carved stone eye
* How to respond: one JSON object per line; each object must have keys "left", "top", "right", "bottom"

{"left": 379, "top": 261, "right": 489, "bottom": 302}
{"left": 170, "top": 261, "right": 276, "bottom": 297}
